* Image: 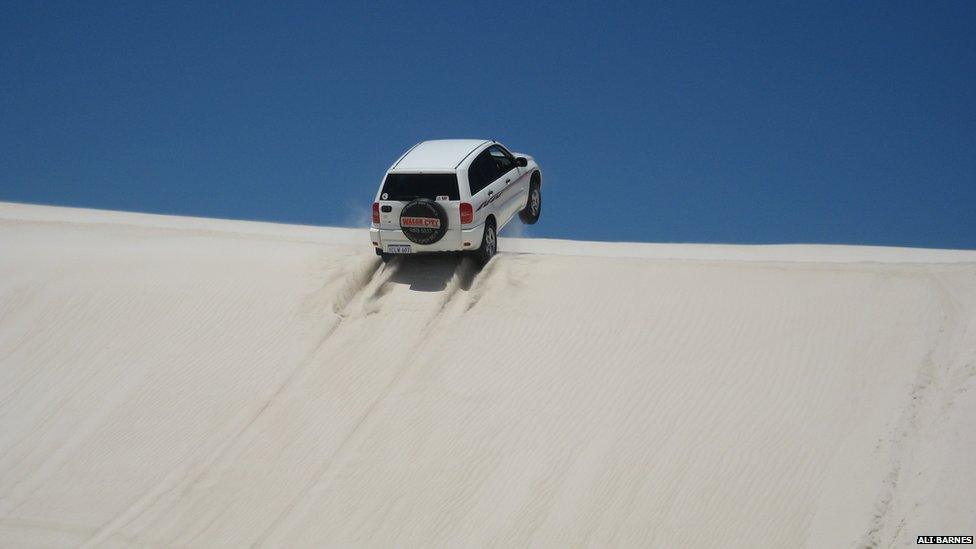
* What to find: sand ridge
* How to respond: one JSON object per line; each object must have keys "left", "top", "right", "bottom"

{"left": 0, "top": 202, "right": 974, "bottom": 547}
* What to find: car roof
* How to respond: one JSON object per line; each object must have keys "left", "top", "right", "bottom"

{"left": 390, "top": 139, "right": 491, "bottom": 172}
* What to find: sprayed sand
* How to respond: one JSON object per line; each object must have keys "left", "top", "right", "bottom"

{"left": 1, "top": 202, "right": 974, "bottom": 547}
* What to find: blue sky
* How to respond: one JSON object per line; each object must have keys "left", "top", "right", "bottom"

{"left": 2, "top": 1, "right": 974, "bottom": 248}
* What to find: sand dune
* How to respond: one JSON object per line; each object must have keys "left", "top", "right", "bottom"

{"left": 1, "top": 202, "right": 974, "bottom": 547}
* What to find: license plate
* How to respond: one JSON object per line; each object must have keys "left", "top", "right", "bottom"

{"left": 388, "top": 245, "right": 412, "bottom": 254}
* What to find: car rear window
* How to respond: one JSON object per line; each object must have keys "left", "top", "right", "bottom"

{"left": 381, "top": 173, "right": 460, "bottom": 201}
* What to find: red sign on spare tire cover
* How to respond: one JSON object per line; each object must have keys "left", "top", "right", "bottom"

{"left": 399, "top": 199, "right": 448, "bottom": 245}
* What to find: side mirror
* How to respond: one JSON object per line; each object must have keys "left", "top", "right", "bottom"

{"left": 515, "top": 157, "right": 528, "bottom": 167}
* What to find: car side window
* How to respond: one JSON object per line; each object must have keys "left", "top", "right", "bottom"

{"left": 467, "top": 151, "right": 497, "bottom": 195}
{"left": 488, "top": 145, "right": 515, "bottom": 175}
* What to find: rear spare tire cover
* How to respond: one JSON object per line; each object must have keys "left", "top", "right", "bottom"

{"left": 399, "top": 198, "right": 448, "bottom": 245}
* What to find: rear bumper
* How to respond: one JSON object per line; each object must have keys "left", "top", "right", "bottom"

{"left": 370, "top": 225, "right": 485, "bottom": 253}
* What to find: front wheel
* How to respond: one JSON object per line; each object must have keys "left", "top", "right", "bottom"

{"left": 472, "top": 220, "right": 496, "bottom": 265}
{"left": 519, "top": 183, "right": 541, "bottom": 224}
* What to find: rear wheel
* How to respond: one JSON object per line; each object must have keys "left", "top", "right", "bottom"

{"left": 519, "top": 182, "right": 541, "bottom": 224}
{"left": 473, "top": 219, "right": 496, "bottom": 265}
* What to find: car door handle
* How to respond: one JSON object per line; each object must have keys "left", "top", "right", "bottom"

{"left": 505, "top": 179, "right": 511, "bottom": 183}
{"left": 487, "top": 190, "right": 493, "bottom": 196}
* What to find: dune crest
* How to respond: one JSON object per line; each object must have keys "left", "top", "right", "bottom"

{"left": 1, "top": 202, "right": 974, "bottom": 547}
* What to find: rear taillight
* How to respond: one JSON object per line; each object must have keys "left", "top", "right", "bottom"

{"left": 460, "top": 202, "right": 473, "bottom": 224}
{"left": 372, "top": 202, "right": 380, "bottom": 224}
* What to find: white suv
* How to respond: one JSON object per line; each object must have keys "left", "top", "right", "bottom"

{"left": 370, "top": 139, "right": 542, "bottom": 263}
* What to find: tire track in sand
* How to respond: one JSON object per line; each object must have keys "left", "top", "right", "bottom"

{"left": 857, "top": 272, "right": 976, "bottom": 547}
{"left": 78, "top": 254, "right": 386, "bottom": 548}
{"left": 254, "top": 255, "right": 493, "bottom": 546}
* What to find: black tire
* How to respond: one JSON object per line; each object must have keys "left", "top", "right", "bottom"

{"left": 400, "top": 198, "right": 448, "bottom": 244}
{"left": 519, "top": 181, "right": 541, "bottom": 224}
{"left": 472, "top": 219, "right": 497, "bottom": 265}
